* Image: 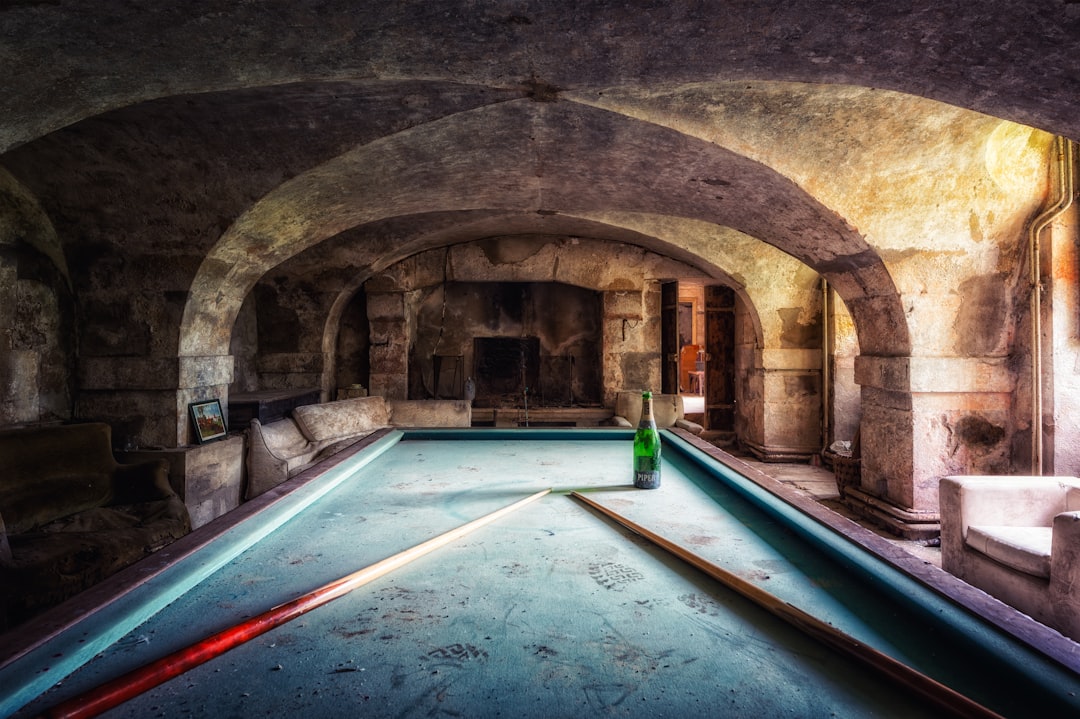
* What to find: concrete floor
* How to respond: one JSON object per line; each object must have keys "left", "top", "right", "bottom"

{"left": 713, "top": 442, "right": 943, "bottom": 569}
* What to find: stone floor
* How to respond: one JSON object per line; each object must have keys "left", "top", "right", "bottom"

{"left": 717, "top": 444, "right": 943, "bottom": 568}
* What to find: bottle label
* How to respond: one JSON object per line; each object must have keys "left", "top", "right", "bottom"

{"left": 634, "top": 455, "right": 661, "bottom": 489}
{"left": 634, "top": 470, "right": 660, "bottom": 489}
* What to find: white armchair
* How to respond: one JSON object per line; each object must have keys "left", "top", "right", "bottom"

{"left": 939, "top": 475, "right": 1080, "bottom": 641}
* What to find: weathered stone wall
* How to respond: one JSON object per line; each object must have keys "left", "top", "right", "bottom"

{"left": 229, "top": 294, "right": 259, "bottom": 393}
{"left": 0, "top": 170, "right": 74, "bottom": 426}
{"left": 410, "top": 281, "right": 603, "bottom": 406}
{"left": 1, "top": 2, "right": 1075, "bottom": 538}
{"left": 333, "top": 290, "right": 370, "bottom": 393}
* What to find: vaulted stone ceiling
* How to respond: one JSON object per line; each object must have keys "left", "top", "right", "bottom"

{"left": 0, "top": 0, "right": 1075, "bottom": 364}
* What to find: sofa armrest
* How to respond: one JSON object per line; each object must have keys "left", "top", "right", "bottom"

{"left": 675, "top": 417, "right": 704, "bottom": 435}
{"left": 111, "top": 459, "right": 176, "bottom": 504}
{"left": 245, "top": 419, "right": 290, "bottom": 500}
{"left": 1051, "top": 510, "right": 1080, "bottom": 640}
{"left": 1052, "top": 510, "right": 1080, "bottom": 579}
{"left": 941, "top": 476, "right": 1076, "bottom": 531}
{"left": 610, "top": 415, "right": 633, "bottom": 428}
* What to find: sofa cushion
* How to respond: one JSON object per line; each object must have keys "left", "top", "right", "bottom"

{"left": 258, "top": 417, "right": 314, "bottom": 458}
{"left": 2, "top": 497, "right": 191, "bottom": 621}
{"left": 3, "top": 475, "right": 114, "bottom": 535}
{"left": 293, "top": 396, "right": 390, "bottom": 443}
{"left": 967, "top": 525, "right": 1053, "bottom": 578}
{"left": 0, "top": 423, "right": 120, "bottom": 533}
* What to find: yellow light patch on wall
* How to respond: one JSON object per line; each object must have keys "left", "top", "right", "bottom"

{"left": 983, "top": 121, "right": 1054, "bottom": 196}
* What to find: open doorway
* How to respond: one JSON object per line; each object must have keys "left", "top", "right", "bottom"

{"left": 661, "top": 280, "right": 735, "bottom": 430}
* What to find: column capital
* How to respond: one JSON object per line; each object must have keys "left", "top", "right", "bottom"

{"left": 854, "top": 355, "right": 1012, "bottom": 393}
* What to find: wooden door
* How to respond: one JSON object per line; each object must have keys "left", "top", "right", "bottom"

{"left": 704, "top": 285, "right": 736, "bottom": 430}
{"left": 660, "top": 282, "right": 680, "bottom": 395}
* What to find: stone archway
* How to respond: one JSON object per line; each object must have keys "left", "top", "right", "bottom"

{"left": 179, "top": 99, "right": 908, "bottom": 520}
{"left": 181, "top": 99, "right": 903, "bottom": 358}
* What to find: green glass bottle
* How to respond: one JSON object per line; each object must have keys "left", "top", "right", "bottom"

{"left": 633, "top": 390, "right": 661, "bottom": 489}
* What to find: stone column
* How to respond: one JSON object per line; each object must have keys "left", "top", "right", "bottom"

{"left": 601, "top": 285, "right": 661, "bottom": 407}
{"left": 366, "top": 289, "right": 411, "bottom": 399}
{"left": 1049, "top": 203, "right": 1080, "bottom": 474}
{"left": 752, "top": 348, "right": 822, "bottom": 461}
{"left": 851, "top": 355, "right": 1013, "bottom": 538}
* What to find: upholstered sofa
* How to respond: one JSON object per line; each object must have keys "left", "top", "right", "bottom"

{"left": 0, "top": 422, "right": 192, "bottom": 629}
{"left": 245, "top": 396, "right": 472, "bottom": 499}
{"left": 609, "top": 391, "right": 704, "bottom": 435}
{"left": 940, "top": 475, "right": 1080, "bottom": 641}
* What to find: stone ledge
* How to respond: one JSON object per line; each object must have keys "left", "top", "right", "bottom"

{"left": 842, "top": 485, "right": 941, "bottom": 541}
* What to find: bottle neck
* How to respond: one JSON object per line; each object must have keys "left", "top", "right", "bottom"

{"left": 641, "top": 396, "right": 655, "bottom": 424}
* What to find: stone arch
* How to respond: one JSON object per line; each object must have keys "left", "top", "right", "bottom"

{"left": 4, "top": 3, "right": 1080, "bottom": 153}
{"left": 181, "top": 98, "right": 905, "bottom": 361}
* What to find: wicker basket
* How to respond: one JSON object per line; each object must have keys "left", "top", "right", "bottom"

{"left": 832, "top": 455, "right": 861, "bottom": 497}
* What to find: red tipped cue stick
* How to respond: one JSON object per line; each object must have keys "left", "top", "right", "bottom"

{"left": 569, "top": 491, "right": 1007, "bottom": 719}
{"left": 38, "top": 488, "right": 552, "bottom": 719}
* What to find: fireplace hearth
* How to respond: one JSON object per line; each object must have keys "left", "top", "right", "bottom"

{"left": 473, "top": 337, "right": 540, "bottom": 407}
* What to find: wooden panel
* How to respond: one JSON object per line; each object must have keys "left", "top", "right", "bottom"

{"left": 661, "top": 282, "right": 679, "bottom": 395}
{"left": 705, "top": 285, "right": 736, "bottom": 430}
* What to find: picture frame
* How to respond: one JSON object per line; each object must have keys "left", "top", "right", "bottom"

{"left": 189, "top": 398, "right": 228, "bottom": 444}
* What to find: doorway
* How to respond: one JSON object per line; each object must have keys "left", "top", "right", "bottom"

{"left": 661, "top": 280, "right": 735, "bottom": 431}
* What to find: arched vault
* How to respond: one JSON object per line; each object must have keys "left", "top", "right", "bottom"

{"left": 181, "top": 98, "right": 906, "bottom": 357}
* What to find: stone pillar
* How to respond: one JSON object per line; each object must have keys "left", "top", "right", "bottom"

{"left": 829, "top": 296, "right": 860, "bottom": 445}
{"left": 601, "top": 286, "right": 661, "bottom": 407}
{"left": 851, "top": 355, "right": 1013, "bottom": 538}
{"left": 748, "top": 348, "right": 822, "bottom": 461}
{"left": 1049, "top": 203, "right": 1080, "bottom": 474}
{"left": 366, "top": 289, "right": 411, "bottom": 399}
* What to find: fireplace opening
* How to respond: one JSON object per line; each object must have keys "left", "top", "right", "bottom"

{"left": 411, "top": 281, "right": 604, "bottom": 408}
{"left": 473, "top": 337, "right": 540, "bottom": 408}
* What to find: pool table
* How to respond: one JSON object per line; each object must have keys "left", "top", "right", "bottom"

{"left": 3, "top": 428, "right": 1080, "bottom": 718}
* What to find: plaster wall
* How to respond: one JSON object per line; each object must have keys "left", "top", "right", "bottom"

{"left": 1050, "top": 204, "right": 1080, "bottom": 475}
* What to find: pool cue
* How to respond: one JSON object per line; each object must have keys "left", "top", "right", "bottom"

{"left": 38, "top": 488, "right": 552, "bottom": 719}
{"left": 569, "top": 491, "right": 1006, "bottom": 719}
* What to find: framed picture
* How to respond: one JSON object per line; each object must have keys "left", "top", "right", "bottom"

{"left": 189, "top": 398, "right": 228, "bottom": 444}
